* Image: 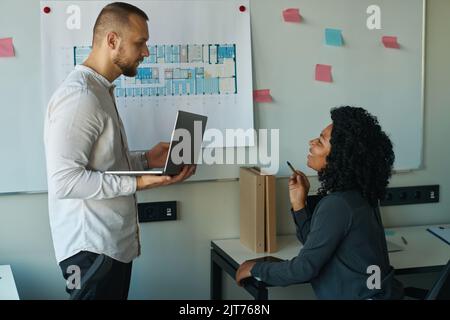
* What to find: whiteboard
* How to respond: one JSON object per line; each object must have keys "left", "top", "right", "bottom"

{"left": 253, "top": 0, "right": 425, "bottom": 176}
{"left": 0, "top": 0, "right": 47, "bottom": 193}
{"left": 0, "top": 0, "right": 425, "bottom": 193}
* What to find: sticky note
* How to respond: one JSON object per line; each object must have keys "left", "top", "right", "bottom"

{"left": 282, "top": 8, "right": 301, "bottom": 23}
{"left": 253, "top": 89, "right": 273, "bottom": 103}
{"left": 0, "top": 38, "right": 15, "bottom": 57}
{"left": 382, "top": 36, "right": 400, "bottom": 49}
{"left": 325, "top": 28, "right": 343, "bottom": 47}
{"left": 315, "top": 64, "right": 332, "bottom": 83}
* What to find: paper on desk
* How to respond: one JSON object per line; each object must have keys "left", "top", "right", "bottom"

{"left": 427, "top": 226, "right": 450, "bottom": 245}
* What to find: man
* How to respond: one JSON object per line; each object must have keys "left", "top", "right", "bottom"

{"left": 44, "top": 2, "right": 195, "bottom": 299}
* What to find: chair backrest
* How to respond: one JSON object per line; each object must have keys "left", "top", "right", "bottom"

{"left": 426, "top": 259, "right": 450, "bottom": 300}
{"left": 70, "top": 254, "right": 113, "bottom": 300}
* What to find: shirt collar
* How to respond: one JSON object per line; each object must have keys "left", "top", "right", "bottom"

{"left": 75, "top": 64, "right": 116, "bottom": 90}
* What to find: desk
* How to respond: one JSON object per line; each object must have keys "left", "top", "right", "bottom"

{"left": 210, "top": 224, "right": 450, "bottom": 300}
{"left": 0, "top": 265, "right": 19, "bottom": 300}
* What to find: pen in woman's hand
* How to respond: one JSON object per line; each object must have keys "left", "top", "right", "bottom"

{"left": 401, "top": 236, "right": 408, "bottom": 245}
{"left": 287, "top": 161, "right": 298, "bottom": 174}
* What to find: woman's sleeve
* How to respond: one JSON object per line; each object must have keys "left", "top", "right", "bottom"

{"left": 251, "top": 195, "right": 352, "bottom": 286}
{"left": 291, "top": 207, "right": 313, "bottom": 243}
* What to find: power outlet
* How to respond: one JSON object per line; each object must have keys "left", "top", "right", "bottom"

{"left": 138, "top": 201, "right": 177, "bottom": 222}
{"left": 380, "top": 185, "right": 439, "bottom": 206}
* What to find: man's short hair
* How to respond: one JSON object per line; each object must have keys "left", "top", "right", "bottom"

{"left": 92, "top": 2, "right": 149, "bottom": 46}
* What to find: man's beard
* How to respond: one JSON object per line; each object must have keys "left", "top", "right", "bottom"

{"left": 113, "top": 49, "right": 141, "bottom": 77}
{"left": 113, "top": 57, "right": 138, "bottom": 77}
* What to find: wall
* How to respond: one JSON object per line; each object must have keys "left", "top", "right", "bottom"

{"left": 1, "top": 0, "right": 449, "bottom": 299}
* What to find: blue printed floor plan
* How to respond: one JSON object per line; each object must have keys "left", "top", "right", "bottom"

{"left": 74, "top": 44, "right": 237, "bottom": 98}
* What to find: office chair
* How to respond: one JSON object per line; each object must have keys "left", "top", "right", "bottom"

{"left": 404, "top": 259, "right": 450, "bottom": 300}
{"left": 70, "top": 254, "right": 113, "bottom": 300}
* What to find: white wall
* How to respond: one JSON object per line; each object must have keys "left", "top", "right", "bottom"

{"left": 1, "top": 0, "right": 449, "bottom": 299}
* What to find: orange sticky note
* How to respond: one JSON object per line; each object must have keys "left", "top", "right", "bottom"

{"left": 0, "top": 38, "right": 15, "bottom": 57}
{"left": 282, "top": 8, "right": 301, "bottom": 23}
{"left": 315, "top": 64, "right": 332, "bottom": 83}
{"left": 253, "top": 89, "right": 273, "bottom": 103}
{"left": 382, "top": 36, "right": 400, "bottom": 49}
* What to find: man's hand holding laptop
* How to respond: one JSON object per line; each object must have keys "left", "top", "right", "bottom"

{"left": 137, "top": 141, "right": 196, "bottom": 190}
{"left": 106, "top": 111, "right": 206, "bottom": 188}
{"left": 136, "top": 164, "right": 196, "bottom": 190}
{"left": 145, "top": 142, "right": 170, "bottom": 168}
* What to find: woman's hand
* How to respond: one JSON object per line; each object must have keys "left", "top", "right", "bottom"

{"left": 235, "top": 260, "right": 257, "bottom": 286}
{"left": 288, "top": 170, "right": 310, "bottom": 211}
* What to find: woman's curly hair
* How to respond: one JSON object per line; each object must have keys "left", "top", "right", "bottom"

{"left": 318, "top": 106, "right": 395, "bottom": 207}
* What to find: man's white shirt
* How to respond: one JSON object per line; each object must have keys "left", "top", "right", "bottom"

{"left": 44, "top": 65, "right": 144, "bottom": 263}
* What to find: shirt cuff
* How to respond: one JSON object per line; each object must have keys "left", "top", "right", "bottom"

{"left": 291, "top": 207, "right": 308, "bottom": 216}
{"left": 120, "top": 175, "right": 137, "bottom": 195}
{"left": 141, "top": 151, "right": 150, "bottom": 170}
{"left": 291, "top": 206, "right": 311, "bottom": 224}
{"left": 250, "top": 261, "right": 264, "bottom": 279}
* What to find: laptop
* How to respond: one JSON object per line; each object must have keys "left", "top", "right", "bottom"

{"left": 106, "top": 110, "right": 208, "bottom": 176}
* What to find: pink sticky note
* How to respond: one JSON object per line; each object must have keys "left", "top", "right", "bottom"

{"left": 253, "top": 89, "right": 273, "bottom": 103}
{"left": 382, "top": 36, "right": 400, "bottom": 49}
{"left": 0, "top": 38, "right": 15, "bottom": 57}
{"left": 282, "top": 8, "right": 301, "bottom": 23}
{"left": 315, "top": 64, "right": 332, "bottom": 83}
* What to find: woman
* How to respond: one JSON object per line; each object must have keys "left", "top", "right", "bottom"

{"left": 236, "top": 106, "right": 404, "bottom": 299}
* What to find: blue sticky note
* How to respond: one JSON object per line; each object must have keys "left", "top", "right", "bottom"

{"left": 384, "top": 230, "right": 396, "bottom": 236}
{"left": 325, "top": 28, "right": 343, "bottom": 47}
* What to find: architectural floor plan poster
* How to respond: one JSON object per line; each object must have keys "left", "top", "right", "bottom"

{"left": 41, "top": 0, "right": 254, "bottom": 149}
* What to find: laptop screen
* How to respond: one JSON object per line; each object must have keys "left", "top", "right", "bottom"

{"left": 163, "top": 110, "right": 208, "bottom": 175}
